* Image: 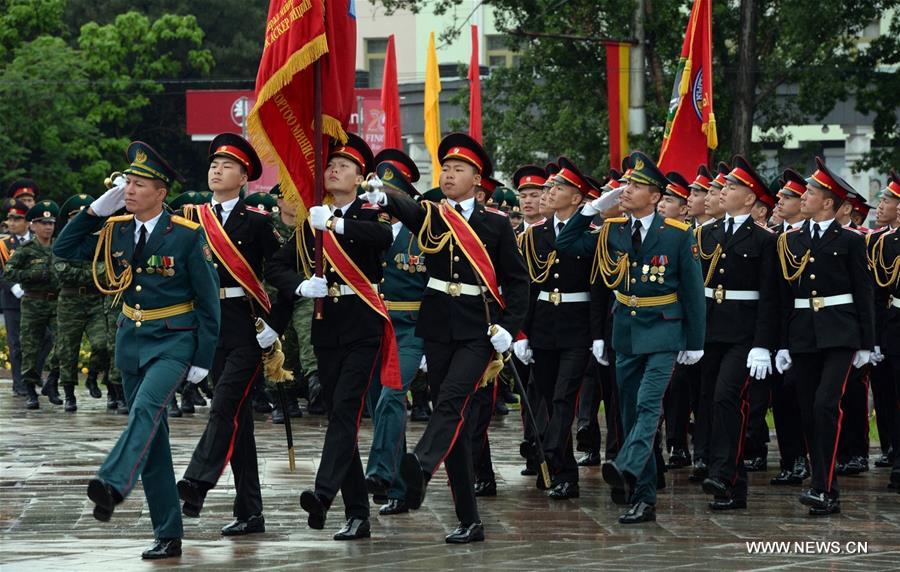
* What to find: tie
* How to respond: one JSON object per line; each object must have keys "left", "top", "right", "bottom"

{"left": 214, "top": 203, "right": 224, "bottom": 224}
{"left": 454, "top": 203, "right": 464, "bottom": 215}
{"left": 631, "top": 220, "right": 642, "bottom": 252}
{"left": 725, "top": 217, "right": 734, "bottom": 239}
{"left": 134, "top": 224, "right": 147, "bottom": 263}
{"left": 812, "top": 223, "right": 821, "bottom": 244}
{"left": 556, "top": 221, "right": 565, "bottom": 236}
{"left": 333, "top": 208, "right": 343, "bottom": 218}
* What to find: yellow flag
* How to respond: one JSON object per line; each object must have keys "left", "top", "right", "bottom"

{"left": 424, "top": 31, "right": 442, "bottom": 187}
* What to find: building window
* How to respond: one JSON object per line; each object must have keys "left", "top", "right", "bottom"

{"left": 486, "top": 34, "right": 519, "bottom": 68}
{"left": 365, "top": 37, "right": 389, "bottom": 88}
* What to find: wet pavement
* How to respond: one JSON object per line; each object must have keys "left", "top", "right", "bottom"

{"left": 1, "top": 379, "right": 899, "bottom": 571}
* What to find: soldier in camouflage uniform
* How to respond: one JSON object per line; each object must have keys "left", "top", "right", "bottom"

{"left": 104, "top": 293, "right": 127, "bottom": 412}
{"left": 53, "top": 194, "right": 109, "bottom": 411}
{"left": 4, "top": 200, "right": 60, "bottom": 409}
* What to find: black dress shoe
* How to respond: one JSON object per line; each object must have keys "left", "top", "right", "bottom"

{"left": 667, "top": 447, "right": 692, "bottom": 469}
{"left": 400, "top": 453, "right": 427, "bottom": 510}
{"left": 13, "top": 382, "right": 28, "bottom": 397}
{"left": 288, "top": 399, "right": 303, "bottom": 418}
{"left": 520, "top": 465, "right": 537, "bottom": 476}
{"left": 743, "top": 456, "right": 767, "bottom": 472}
{"left": 333, "top": 517, "right": 370, "bottom": 540}
{"left": 770, "top": 468, "right": 801, "bottom": 486}
{"left": 709, "top": 496, "right": 747, "bottom": 510}
{"left": 25, "top": 393, "right": 39, "bottom": 410}
{"left": 494, "top": 401, "right": 509, "bottom": 416}
{"left": 177, "top": 479, "right": 206, "bottom": 517}
{"left": 874, "top": 449, "right": 894, "bottom": 468}
{"left": 272, "top": 406, "right": 286, "bottom": 424}
{"left": 379, "top": 498, "right": 409, "bottom": 515}
{"left": 372, "top": 493, "right": 388, "bottom": 504}
{"left": 618, "top": 501, "right": 656, "bottom": 524}
{"left": 792, "top": 457, "right": 810, "bottom": 481}
{"left": 141, "top": 538, "right": 182, "bottom": 560}
{"left": 843, "top": 456, "right": 868, "bottom": 474}
{"left": 87, "top": 478, "right": 122, "bottom": 522}
{"left": 688, "top": 460, "right": 708, "bottom": 482}
{"left": 221, "top": 514, "right": 265, "bottom": 536}
{"left": 300, "top": 490, "right": 327, "bottom": 529}
{"left": 106, "top": 388, "right": 118, "bottom": 410}
{"left": 575, "top": 426, "right": 590, "bottom": 453}
{"left": 168, "top": 398, "right": 182, "bottom": 418}
{"left": 474, "top": 478, "right": 497, "bottom": 497}
{"left": 445, "top": 521, "right": 484, "bottom": 544}
{"left": 180, "top": 398, "right": 195, "bottom": 414}
{"left": 548, "top": 481, "right": 579, "bottom": 500}
{"left": 577, "top": 451, "right": 602, "bottom": 467}
{"left": 410, "top": 405, "right": 431, "bottom": 422}
{"left": 799, "top": 488, "right": 837, "bottom": 512}
{"left": 365, "top": 474, "right": 390, "bottom": 496}
{"left": 602, "top": 462, "right": 634, "bottom": 506}
{"left": 701, "top": 477, "right": 730, "bottom": 498}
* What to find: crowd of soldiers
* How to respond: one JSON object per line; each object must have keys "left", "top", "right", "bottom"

{"left": 3, "top": 131, "right": 898, "bottom": 559}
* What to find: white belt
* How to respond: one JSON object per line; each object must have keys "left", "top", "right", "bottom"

{"left": 794, "top": 294, "right": 854, "bottom": 311}
{"left": 890, "top": 296, "right": 900, "bottom": 309}
{"left": 704, "top": 287, "right": 760, "bottom": 301}
{"left": 219, "top": 287, "right": 246, "bottom": 299}
{"left": 537, "top": 291, "right": 590, "bottom": 305}
{"left": 329, "top": 283, "right": 377, "bottom": 297}
{"left": 427, "top": 277, "right": 485, "bottom": 297}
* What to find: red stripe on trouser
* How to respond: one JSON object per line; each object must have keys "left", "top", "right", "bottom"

{"left": 124, "top": 364, "right": 188, "bottom": 494}
{"left": 218, "top": 361, "right": 262, "bottom": 479}
{"left": 731, "top": 376, "right": 751, "bottom": 486}
{"left": 430, "top": 354, "right": 494, "bottom": 478}
{"left": 825, "top": 359, "right": 854, "bottom": 491}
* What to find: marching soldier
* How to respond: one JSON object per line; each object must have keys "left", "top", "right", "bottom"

{"left": 695, "top": 156, "right": 779, "bottom": 510}
{"left": 55, "top": 141, "right": 220, "bottom": 559}
{"left": 177, "top": 133, "right": 288, "bottom": 536}
{"left": 268, "top": 133, "right": 395, "bottom": 541}
{"left": 557, "top": 151, "right": 706, "bottom": 524}
{"left": 515, "top": 165, "right": 549, "bottom": 234}
{"left": 7, "top": 179, "right": 38, "bottom": 209}
{"left": 0, "top": 199, "right": 34, "bottom": 397}
{"left": 4, "top": 200, "right": 61, "bottom": 410}
{"left": 774, "top": 157, "right": 875, "bottom": 515}
{"left": 364, "top": 132, "right": 529, "bottom": 543}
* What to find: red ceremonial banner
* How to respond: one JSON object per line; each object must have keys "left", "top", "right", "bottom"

{"left": 468, "top": 25, "right": 482, "bottom": 143}
{"left": 381, "top": 35, "right": 402, "bottom": 149}
{"left": 605, "top": 42, "right": 631, "bottom": 170}
{"left": 658, "top": 0, "right": 717, "bottom": 175}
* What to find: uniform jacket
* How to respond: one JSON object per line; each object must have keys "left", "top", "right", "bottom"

{"left": 382, "top": 224, "right": 428, "bottom": 329}
{"left": 0, "top": 234, "right": 30, "bottom": 310}
{"left": 871, "top": 227, "right": 900, "bottom": 356}
{"left": 3, "top": 239, "right": 59, "bottom": 294}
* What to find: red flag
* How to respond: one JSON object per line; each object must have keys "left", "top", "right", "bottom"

{"left": 605, "top": 42, "right": 631, "bottom": 170}
{"left": 381, "top": 35, "right": 402, "bottom": 149}
{"left": 468, "top": 24, "right": 482, "bottom": 143}
{"left": 658, "top": 0, "right": 717, "bottom": 175}
{"left": 247, "top": 0, "right": 357, "bottom": 219}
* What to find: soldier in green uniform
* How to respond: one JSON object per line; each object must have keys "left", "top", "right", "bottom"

{"left": 53, "top": 194, "right": 109, "bottom": 411}
{"left": 4, "top": 200, "right": 61, "bottom": 409}
{"left": 54, "top": 141, "right": 220, "bottom": 560}
{"left": 104, "top": 292, "right": 127, "bottom": 412}
{"left": 557, "top": 151, "right": 706, "bottom": 524}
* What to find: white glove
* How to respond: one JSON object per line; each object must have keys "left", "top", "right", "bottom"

{"left": 309, "top": 205, "right": 331, "bottom": 230}
{"left": 870, "top": 346, "right": 884, "bottom": 365}
{"left": 10, "top": 284, "right": 24, "bottom": 299}
{"left": 419, "top": 355, "right": 427, "bottom": 373}
{"left": 592, "top": 339, "right": 609, "bottom": 366}
{"left": 852, "top": 350, "right": 872, "bottom": 369}
{"left": 580, "top": 188, "right": 623, "bottom": 217}
{"left": 676, "top": 350, "right": 704, "bottom": 365}
{"left": 775, "top": 349, "right": 792, "bottom": 374}
{"left": 513, "top": 339, "right": 534, "bottom": 364}
{"left": 365, "top": 189, "right": 387, "bottom": 206}
{"left": 255, "top": 320, "right": 278, "bottom": 349}
{"left": 186, "top": 366, "right": 209, "bottom": 384}
{"left": 90, "top": 177, "right": 127, "bottom": 216}
{"left": 297, "top": 276, "right": 328, "bottom": 298}
{"left": 746, "top": 347, "right": 772, "bottom": 380}
{"left": 488, "top": 324, "right": 513, "bottom": 354}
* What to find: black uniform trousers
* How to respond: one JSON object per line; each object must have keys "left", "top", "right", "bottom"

{"left": 664, "top": 364, "right": 693, "bottom": 451}
{"left": 470, "top": 381, "right": 498, "bottom": 482}
{"left": 704, "top": 342, "right": 753, "bottom": 497}
{"left": 744, "top": 376, "right": 771, "bottom": 460}
{"left": 837, "top": 367, "right": 870, "bottom": 461}
{"left": 770, "top": 371, "right": 807, "bottom": 469}
{"left": 577, "top": 358, "right": 623, "bottom": 459}
{"left": 417, "top": 337, "right": 494, "bottom": 525}
{"left": 890, "top": 358, "right": 900, "bottom": 476}
{"left": 519, "top": 359, "right": 549, "bottom": 462}
{"left": 790, "top": 349, "right": 855, "bottom": 496}
{"left": 533, "top": 347, "right": 590, "bottom": 483}
{"left": 184, "top": 344, "right": 263, "bottom": 519}
{"left": 870, "top": 359, "right": 897, "bottom": 456}
{"left": 693, "top": 355, "right": 716, "bottom": 464}
{"left": 313, "top": 336, "right": 381, "bottom": 519}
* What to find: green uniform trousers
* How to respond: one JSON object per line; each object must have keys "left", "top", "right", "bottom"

{"left": 20, "top": 298, "right": 56, "bottom": 386}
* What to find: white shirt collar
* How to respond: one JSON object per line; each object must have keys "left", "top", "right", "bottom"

{"left": 447, "top": 197, "right": 476, "bottom": 220}
{"left": 211, "top": 195, "right": 240, "bottom": 214}
{"left": 16, "top": 231, "right": 31, "bottom": 242}
{"left": 331, "top": 196, "right": 357, "bottom": 215}
{"left": 391, "top": 221, "right": 402, "bottom": 240}
{"left": 725, "top": 213, "right": 751, "bottom": 228}
{"left": 631, "top": 212, "right": 655, "bottom": 230}
{"left": 784, "top": 219, "right": 804, "bottom": 231}
{"left": 811, "top": 218, "right": 834, "bottom": 232}
{"left": 134, "top": 210, "right": 164, "bottom": 243}
{"left": 553, "top": 213, "right": 571, "bottom": 233}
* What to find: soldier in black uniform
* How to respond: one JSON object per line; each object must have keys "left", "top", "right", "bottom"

{"left": 516, "top": 157, "right": 604, "bottom": 499}
{"left": 267, "top": 134, "right": 393, "bottom": 541}
{"left": 695, "top": 156, "right": 779, "bottom": 510}
{"left": 0, "top": 198, "right": 35, "bottom": 397}
{"left": 774, "top": 157, "right": 875, "bottom": 515}
{"left": 177, "top": 134, "right": 288, "bottom": 536}
{"left": 364, "top": 133, "right": 529, "bottom": 543}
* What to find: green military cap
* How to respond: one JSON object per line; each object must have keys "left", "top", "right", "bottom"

{"left": 624, "top": 151, "right": 669, "bottom": 190}
{"left": 27, "top": 200, "right": 59, "bottom": 222}
{"left": 244, "top": 191, "right": 279, "bottom": 214}
{"left": 197, "top": 191, "right": 213, "bottom": 203}
{"left": 269, "top": 183, "right": 283, "bottom": 199}
{"left": 487, "top": 188, "right": 505, "bottom": 208}
{"left": 376, "top": 161, "right": 420, "bottom": 199}
{"left": 168, "top": 191, "right": 205, "bottom": 211}
{"left": 374, "top": 148, "right": 421, "bottom": 183}
{"left": 421, "top": 187, "right": 445, "bottom": 203}
{"left": 122, "top": 141, "right": 185, "bottom": 186}
{"left": 505, "top": 189, "right": 522, "bottom": 216}
{"left": 59, "top": 194, "right": 93, "bottom": 217}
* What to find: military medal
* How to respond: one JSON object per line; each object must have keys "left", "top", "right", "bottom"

{"left": 394, "top": 253, "right": 404, "bottom": 269}
{"left": 650, "top": 274, "right": 657, "bottom": 282}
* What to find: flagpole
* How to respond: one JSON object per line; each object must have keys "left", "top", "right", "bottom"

{"left": 313, "top": 58, "right": 325, "bottom": 320}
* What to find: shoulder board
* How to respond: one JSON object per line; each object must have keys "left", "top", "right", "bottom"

{"left": 361, "top": 202, "right": 381, "bottom": 210}
{"left": 604, "top": 216, "right": 628, "bottom": 224}
{"left": 532, "top": 217, "right": 546, "bottom": 227}
{"left": 484, "top": 206, "right": 508, "bottom": 217}
{"left": 245, "top": 205, "right": 270, "bottom": 216}
{"left": 754, "top": 220, "right": 775, "bottom": 234}
{"left": 784, "top": 225, "right": 803, "bottom": 234}
{"left": 841, "top": 224, "right": 863, "bottom": 236}
{"left": 664, "top": 218, "right": 691, "bottom": 231}
{"left": 171, "top": 215, "right": 200, "bottom": 230}
{"left": 589, "top": 223, "right": 599, "bottom": 231}
{"left": 108, "top": 214, "right": 134, "bottom": 224}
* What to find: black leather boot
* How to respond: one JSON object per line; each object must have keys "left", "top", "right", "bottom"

{"left": 63, "top": 383, "right": 77, "bottom": 412}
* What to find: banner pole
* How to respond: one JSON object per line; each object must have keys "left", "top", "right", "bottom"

{"left": 313, "top": 58, "right": 325, "bottom": 320}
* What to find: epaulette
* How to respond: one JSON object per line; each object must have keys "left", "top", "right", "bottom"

{"left": 664, "top": 218, "right": 691, "bottom": 231}
{"left": 532, "top": 217, "right": 546, "bottom": 227}
{"left": 245, "top": 205, "right": 270, "bottom": 216}
{"left": 108, "top": 214, "right": 134, "bottom": 224}
{"left": 171, "top": 215, "right": 200, "bottom": 230}
{"left": 842, "top": 224, "right": 863, "bottom": 236}
{"left": 361, "top": 202, "right": 381, "bottom": 210}
{"left": 484, "top": 206, "right": 508, "bottom": 217}
{"left": 784, "top": 224, "right": 803, "bottom": 234}
{"left": 604, "top": 216, "right": 628, "bottom": 224}
{"left": 754, "top": 220, "right": 775, "bottom": 234}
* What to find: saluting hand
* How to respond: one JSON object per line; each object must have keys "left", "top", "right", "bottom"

{"left": 90, "top": 176, "right": 127, "bottom": 216}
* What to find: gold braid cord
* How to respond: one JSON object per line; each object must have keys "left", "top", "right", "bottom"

{"left": 590, "top": 222, "right": 629, "bottom": 290}
{"left": 870, "top": 231, "right": 900, "bottom": 288}
{"left": 777, "top": 231, "right": 811, "bottom": 283}
{"left": 92, "top": 222, "right": 132, "bottom": 306}
{"left": 695, "top": 225, "right": 723, "bottom": 286}
{"left": 520, "top": 226, "right": 557, "bottom": 283}
{"left": 295, "top": 221, "right": 315, "bottom": 279}
{"left": 417, "top": 201, "right": 453, "bottom": 254}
